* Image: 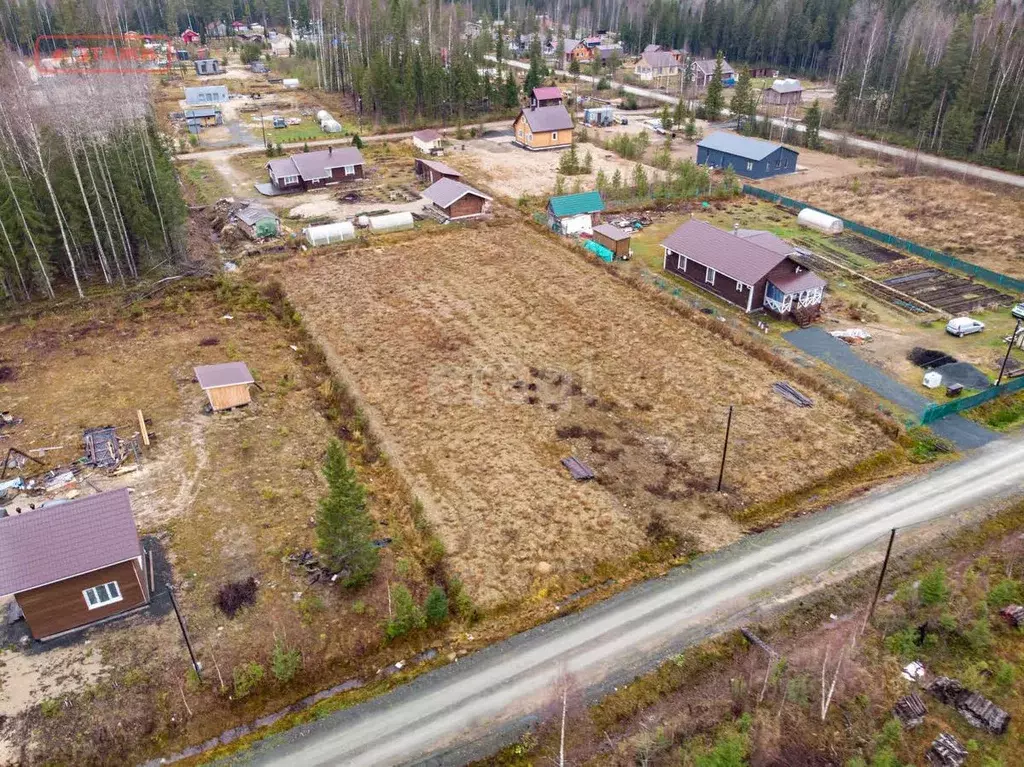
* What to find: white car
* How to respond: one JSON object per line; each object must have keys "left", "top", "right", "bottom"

{"left": 945, "top": 317, "right": 985, "bottom": 338}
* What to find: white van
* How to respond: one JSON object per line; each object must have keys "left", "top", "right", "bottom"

{"left": 945, "top": 317, "right": 985, "bottom": 337}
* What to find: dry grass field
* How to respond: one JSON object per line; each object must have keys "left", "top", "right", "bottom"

{"left": 274, "top": 223, "right": 890, "bottom": 606}
{"left": 787, "top": 173, "right": 1024, "bottom": 278}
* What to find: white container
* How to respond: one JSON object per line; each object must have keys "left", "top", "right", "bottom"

{"left": 316, "top": 109, "right": 331, "bottom": 122}
{"left": 304, "top": 221, "right": 356, "bottom": 246}
{"left": 922, "top": 371, "right": 942, "bottom": 389}
{"left": 282, "top": 78, "right": 300, "bottom": 88}
{"left": 797, "top": 208, "right": 844, "bottom": 235}
{"left": 368, "top": 212, "right": 415, "bottom": 233}
{"left": 320, "top": 119, "right": 342, "bottom": 133}
{"left": 356, "top": 215, "right": 370, "bottom": 227}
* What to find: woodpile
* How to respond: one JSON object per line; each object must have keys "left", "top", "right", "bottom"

{"left": 1000, "top": 604, "right": 1024, "bottom": 627}
{"left": 893, "top": 693, "right": 926, "bottom": 728}
{"left": 926, "top": 732, "right": 968, "bottom": 767}
{"left": 927, "top": 676, "right": 1010, "bottom": 734}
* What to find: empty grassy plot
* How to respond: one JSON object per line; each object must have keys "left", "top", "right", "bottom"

{"left": 274, "top": 223, "right": 890, "bottom": 606}
{"left": 786, "top": 173, "right": 1024, "bottom": 279}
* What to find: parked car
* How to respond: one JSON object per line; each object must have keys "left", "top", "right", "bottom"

{"left": 946, "top": 317, "right": 985, "bottom": 337}
{"left": 272, "top": 116, "right": 287, "bottom": 129}
{"left": 1012, "top": 303, "right": 1024, "bottom": 321}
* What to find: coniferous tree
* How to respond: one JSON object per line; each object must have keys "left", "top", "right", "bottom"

{"left": 702, "top": 51, "right": 725, "bottom": 121}
{"left": 804, "top": 100, "right": 822, "bottom": 149}
{"left": 315, "top": 440, "right": 379, "bottom": 588}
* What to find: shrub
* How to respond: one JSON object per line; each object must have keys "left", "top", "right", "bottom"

{"left": 424, "top": 585, "right": 449, "bottom": 626}
{"left": 217, "top": 577, "right": 259, "bottom": 617}
{"left": 884, "top": 627, "right": 919, "bottom": 659}
{"left": 987, "top": 578, "right": 1024, "bottom": 608}
{"left": 232, "top": 661, "right": 265, "bottom": 698}
{"left": 448, "top": 576, "right": 479, "bottom": 623}
{"left": 40, "top": 698, "right": 62, "bottom": 718}
{"left": 385, "top": 584, "right": 424, "bottom": 639}
{"left": 993, "top": 660, "right": 1016, "bottom": 692}
{"left": 919, "top": 566, "right": 950, "bottom": 606}
{"left": 965, "top": 614, "right": 993, "bottom": 653}
{"left": 272, "top": 640, "right": 302, "bottom": 682}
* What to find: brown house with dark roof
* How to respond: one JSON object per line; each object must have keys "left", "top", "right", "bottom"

{"left": 422, "top": 178, "right": 492, "bottom": 220}
{"left": 266, "top": 147, "right": 365, "bottom": 192}
{"left": 414, "top": 157, "right": 462, "bottom": 185}
{"left": 592, "top": 223, "right": 631, "bottom": 258}
{"left": 0, "top": 489, "right": 149, "bottom": 640}
{"left": 660, "top": 219, "right": 825, "bottom": 316}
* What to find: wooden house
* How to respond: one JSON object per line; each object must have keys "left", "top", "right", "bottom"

{"left": 195, "top": 361, "right": 255, "bottom": 410}
{"left": 763, "top": 78, "right": 803, "bottom": 106}
{"left": 414, "top": 158, "right": 461, "bottom": 185}
{"left": 547, "top": 191, "right": 604, "bottom": 235}
{"left": 423, "top": 178, "right": 492, "bottom": 220}
{"left": 531, "top": 86, "right": 563, "bottom": 108}
{"left": 513, "top": 105, "right": 574, "bottom": 151}
{"left": 660, "top": 219, "right": 825, "bottom": 317}
{"left": 592, "top": 223, "right": 631, "bottom": 258}
{"left": 266, "top": 147, "right": 365, "bottom": 192}
{"left": 697, "top": 132, "right": 798, "bottom": 179}
{"left": 0, "top": 489, "right": 149, "bottom": 640}
{"left": 234, "top": 204, "right": 279, "bottom": 239}
{"left": 690, "top": 58, "right": 735, "bottom": 89}
{"left": 181, "top": 28, "right": 201, "bottom": 44}
{"left": 194, "top": 58, "right": 221, "bottom": 75}
{"left": 412, "top": 129, "right": 443, "bottom": 153}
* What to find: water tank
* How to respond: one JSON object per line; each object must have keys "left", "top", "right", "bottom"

{"left": 304, "top": 221, "right": 356, "bottom": 246}
{"left": 316, "top": 109, "right": 331, "bottom": 122}
{"left": 368, "top": 212, "right": 415, "bottom": 233}
{"left": 321, "top": 119, "right": 342, "bottom": 133}
{"left": 797, "top": 208, "right": 843, "bottom": 235}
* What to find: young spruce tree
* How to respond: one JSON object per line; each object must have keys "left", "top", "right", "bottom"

{"left": 316, "top": 440, "right": 378, "bottom": 587}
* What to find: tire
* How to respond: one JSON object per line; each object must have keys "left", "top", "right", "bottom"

{"left": 958, "top": 331, "right": 964, "bottom": 338}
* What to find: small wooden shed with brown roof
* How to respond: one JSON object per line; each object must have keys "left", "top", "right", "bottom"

{"left": 0, "top": 489, "right": 149, "bottom": 639}
{"left": 195, "top": 362, "right": 255, "bottom": 411}
{"left": 414, "top": 157, "right": 462, "bottom": 185}
{"left": 592, "top": 223, "right": 632, "bottom": 258}
{"left": 422, "top": 178, "right": 492, "bottom": 220}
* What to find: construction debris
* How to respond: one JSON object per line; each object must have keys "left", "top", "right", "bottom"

{"left": 84, "top": 427, "right": 141, "bottom": 469}
{"left": 772, "top": 382, "right": 813, "bottom": 407}
{"left": 831, "top": 328, "right": 872, "bottom": 344}
{"left": 927, "top": 676, "right": 1010, "bottom": 734}
{"left": 285, "top": 550, "right": 347, "bottom": 585}
{"left": 561, "top": 457, "right": 595, "bottom": 481}
{"left": 0, "top": 447, "right": 43, "bottom": 479}
{"left": 0, "top": 412, "right": 23, "bottom": 430}
{"left": 893, "top": 693, "right": 927, "bottom": 728}
{"left": 902, "top": 661, "right": 926, "bottom": 682}
{"left": 999, "top": 604, "right": 1024, "bottom": 627}
{"left": 926, "top": 733, "right": 968, "bottom": 767}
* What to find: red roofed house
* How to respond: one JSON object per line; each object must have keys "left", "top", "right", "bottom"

{"left": 414, "top": 157, "right": 461, "bottom": 185}
{"left": 660, "top": 219, "right": 825, "bottom": 317}
{"left": 0, "top": 489, "right": 149, "bottom": 639}
{"left": 531, "top": 86, "right": 563, "bottom": 108}
{"left": 181, "top": 28, "right": 201, "bottom": 44}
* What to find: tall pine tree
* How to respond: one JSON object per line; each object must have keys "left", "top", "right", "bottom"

{"left": 315, "top": 440, "right": 379, "bottom": 588}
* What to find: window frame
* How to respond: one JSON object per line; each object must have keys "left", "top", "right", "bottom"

{"left": 343, "top": 164, "right": 355, "bottom": 175}
{"left": 735, "top": 280, "right": 744, "bottom": 292}
{"left": 745, "top": 161, "right": 754, "bottom": 172}
{"left": 551, "top": 131, "right": 558, "bottom": 141}
{"left": 705, "top": 267, "right": 716, "bottom": 284}
{"left": 83, "top": 580, "right": 123, "bottom": 610}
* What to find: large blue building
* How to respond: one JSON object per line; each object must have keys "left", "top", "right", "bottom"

{"left": 696, "top": 132, "right": 798, "bottom": 179}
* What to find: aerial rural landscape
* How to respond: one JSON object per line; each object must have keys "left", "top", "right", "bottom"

{"left": 0, "top": 0, "right": 1023, "bottom": 765}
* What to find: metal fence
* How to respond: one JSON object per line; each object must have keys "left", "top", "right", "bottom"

{"left": 743, "top": 185, "right": 1024, "bottom": 294}
{"left": 920, "top": 375, "right": 1024, "bottom": 424}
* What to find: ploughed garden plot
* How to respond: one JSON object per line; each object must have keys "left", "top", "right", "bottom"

{"left": 883, "top": 269, "right": 1016, "bottom": 315}
{"left": 276, "top": 223, "right": 890, "bottom": 606}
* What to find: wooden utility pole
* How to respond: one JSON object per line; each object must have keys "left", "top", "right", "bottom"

{"left": 717, "top": 405, "right": 733, "bottom": 492}
{"left": 167, "top": 583, "right": 203, "bottom": 680}
{"left": 862, "top": 528, "right": 897, "bottom": 633}
{"left": 996, "top": 318, "right": 1022, "bottom": 386}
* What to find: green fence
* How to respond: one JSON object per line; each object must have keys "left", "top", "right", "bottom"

{"left": 743, "top": 184, "right": 1024, "bottom": 294}
{"left": 920, "top": 375, "right": 1024, "bottom": 423}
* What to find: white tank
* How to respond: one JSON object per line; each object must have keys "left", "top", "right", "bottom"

{"left": 304, "top": 221, "right": 356, "bottom": 246}
{"left": 797, "top": 208, "right": 843, "bottom": 235}
{"left": 368, "top": 212, "right": 415, "bottom": 233}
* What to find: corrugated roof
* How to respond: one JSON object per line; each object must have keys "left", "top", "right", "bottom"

{"left": 0, "top": 489, "right": 142, "bottom": 596}
{"left": 289, "top": 148, "right": 364, "bottom": 180}
{"left": 194, "top": 361, "right": 254, "bottom": 389}
{"left": 519, "top": 104, "right": 574, "bottom": 133}
{"left": 593, "top": 223, "right": 631, "bottom": 241}
{"left": 639, "top": 50, "right": 678, "bottom": 70}
{"left": 692, "top": 58, "right": 735, "bottom": 76}
{"left": 413, "top": 129, "right": 441, "bottom": 142}
{"left": 643, "top": 44, "right": 663, "bottom": 53}
{"left": 548, "top": 190, "right": 605, "bottom": 217}
{"left": 235, "top": 204, "right": 278, "bottom": 225}
{"left": 660, "top": 219, "right": 790, "bottom": 285}
{"left": 417, "top": 158, "right": 461, "bottom": 178}
{"left": 735, "top": 229, "right": 795, "bottom": 255}
{"left": 698, "top": 131, "right": 784, "bottom": 161}
{"left": 532, "top": 86, "right": 562, "bottom": 101}
{"left": 423, "top": 178, "right": 491, "bottom": 208}
{"left": 767, "top": 262, "right": 827, "bottom": 293}
{"left": 770, "top": 78, "right": 802, "bottom": 93}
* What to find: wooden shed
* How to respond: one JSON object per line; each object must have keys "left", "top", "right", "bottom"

{"left": 194, "top": 362, "right": 255, "bottom": 410}
{"left": 592, "top": 223, "right": 631, "bottom": 258}
{"left": 422, "top": 178, "right": 492, "bottom": 220}
{"left": 0, "top": 489, "right": 149, "bottom": 639}
{"left": 414, "top": 158, "right": 462, "bottom": 185}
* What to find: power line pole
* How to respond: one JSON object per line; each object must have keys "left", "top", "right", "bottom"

{"left": 996, "top": 318, "right": 1022, "bottom": 387}
{"left": 717, "top": 405, "right": 733, "bottom": 492}
{"left": 167, "top": 583, "right": 203, "bottom": 680}
{"left": 862, "top": 528, "right": 896, "bottom": 634}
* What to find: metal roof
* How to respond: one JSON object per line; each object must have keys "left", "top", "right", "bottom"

{"left": 692, "top": 58, "right": 735, "bottom": 76}
{"left": 235, "top": 204, "right": 278, "bottom": 225}
{"left": 639, "top": 50, "right": 678, "bottom": 70}
{"left": 770, "top": 78, "right": 803, "bottom": 93}
{"left": 767, "top": 262, "right": 828, "bottom": 293}
{"left": 413, "top": 129, "right": 441, "bottom": 142}
{"left": 532, "top": 86, "right": 562, "bottom": 101}
{"left": 698, "top": 131, "right": 785, "bottom": 161}
{"left": 0, "top": 489, "right": 142, "bottom": 596}
{"left": 734, "top": 229, "right": 795, "bottom": 255}
{"left": 423, "top": 178, "right": 491, "bottom": 208}
{"left": 643, "top": 44, "right": 663, "bottom": 53}
{"left": 185, "top": 108, "right": 220, "bottom": 118}
{"left": 416, "top": 158, "right": 461, "bottom": 178}
{"left": 548, "top": 190, "right": 604, "bottom": 217}
{"left": 268, "top": 148, "right": 365, "bottom": 181}
{"left": 194, "top": 361, "right": 254, "bottom": 389}
{"left": 592, "top": 223, "right": 631, "bottom": 241}
{"left": 519, "top": 104, "right": 574, "bottom": 133}
{"left": 660, "top": 219, "right": 792, "bottom": 285}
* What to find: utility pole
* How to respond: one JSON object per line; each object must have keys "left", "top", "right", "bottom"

{"left": 167, "top": 583, "right": 203, "bottom": 680}
{"left": 258, "top": 104, "right": 268, "bottom": 151}
{"left": 996, "top": 317, "right": 1022, "bottom": 387}
{"left": 717, "top": 405, "right": 733, "bottom": 492}
{"left": 862, "top": 528, "right": 896, "bottom": 634}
